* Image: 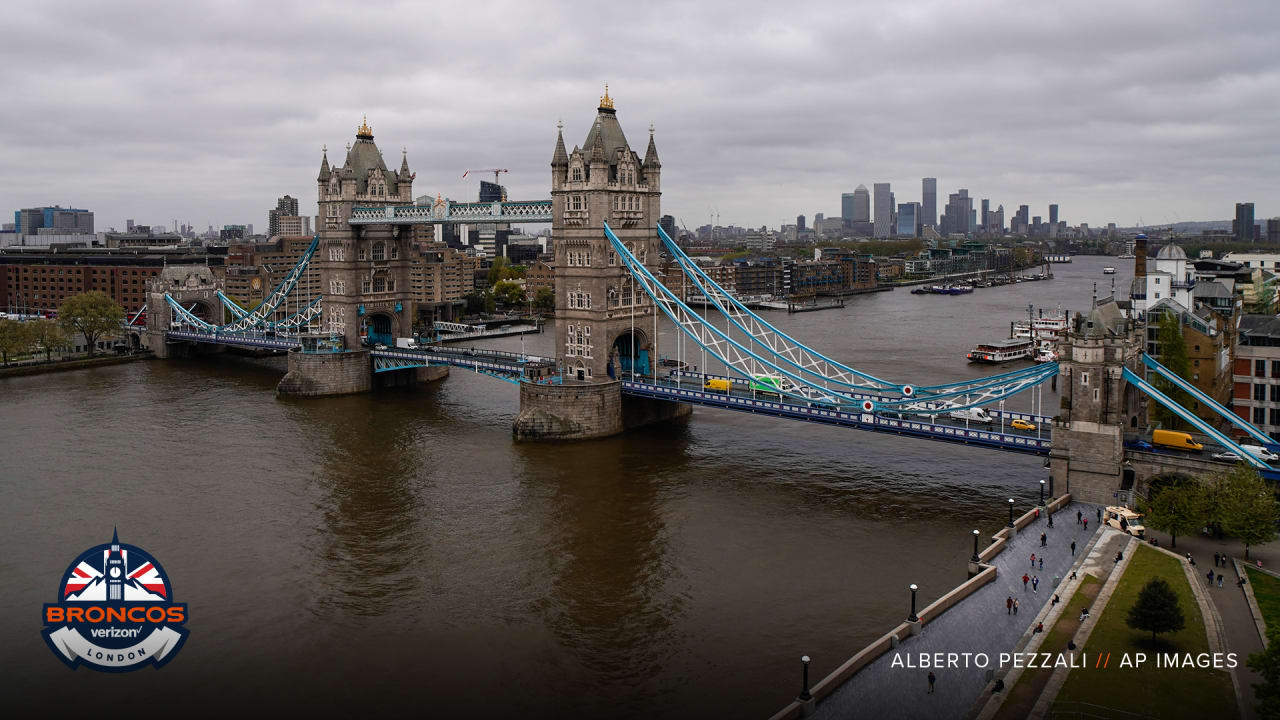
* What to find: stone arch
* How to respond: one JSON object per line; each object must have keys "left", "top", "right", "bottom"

{"left": 610, "top": 327, "right": 650, "bottom": 378}
{"left": 364, "top": 312, "right": 394, "bottom": 347}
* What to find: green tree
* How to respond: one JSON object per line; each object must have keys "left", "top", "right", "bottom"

{"left": 28, "top": 318, "right": 71, "bottom": 362}
{"left": 1141, "top": 479, "right": 1210, "bottom": 549}
{"left": 1125, "top": 577, "right": 1186, "bottom": 643}
{"left": 1248, "top": 626, "right": 1280, "bottom": 719}
{"left": 486, "top": 257, "right": 510, "bottom": 287}
{"left": 59, "top": 291, "right": 124, "bottom": 356}
{"left": 492, "top": 280, "right": 525, "bottom": 308}
{"left": 1214, "top": 464, "right": 1279, "bottom": 559}
{"left": 534, "top": 287, "right": 555, "bottom": 312}
{"left": 1152, "top": 310, "right": 1193, "bottom": 430}
{"left": 0, "top": 318, "right": 35, "bottom": 365}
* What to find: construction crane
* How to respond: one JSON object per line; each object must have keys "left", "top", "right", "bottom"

{"left": 462, "top": 168, "right": 509, "bottom": 184}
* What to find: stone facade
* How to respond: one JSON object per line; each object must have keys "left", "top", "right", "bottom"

{"left": 314, "top": 118, "right": 416, "bottom": 348}
{"left": 1048, "top": 304, "right": 1147, "bottom": 505}
{"left": 277, "top": 348, "right": 372, "bottom": 397}
{"left": 512, "top": 380, "right": 692, "bottom": 441}
{"left": 145, "top": 266, "right": 224, "bottom": 357}
{"left": 551, "top": 87, "right": 663, "bottom": 381}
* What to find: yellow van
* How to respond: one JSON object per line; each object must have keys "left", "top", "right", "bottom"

{"left": 703, "top": 378, "right": 731, "bottom": 393}
{"left": 1153, "top": 429, "right": 1203, "bottom": 452}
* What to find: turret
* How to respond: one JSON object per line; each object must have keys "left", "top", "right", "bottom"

{"left": 588, "top": 125, "right": 607, "bottom": 190}
{"left": 552, "top": 121, "right": 569, "bottom": 190}
{"left": 643, "top": 124, "right": 660, "bottom": 191}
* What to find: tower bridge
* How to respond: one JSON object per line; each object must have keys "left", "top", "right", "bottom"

{"left": 132, "top": 90, "right": 1280, "bottom": 506}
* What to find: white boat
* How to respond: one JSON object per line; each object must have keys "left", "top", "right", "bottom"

{"left": 1117, "top": 254, "right": 1136, "bottom": 259}
{"left": 967, "top": 338, "right": 1036, "bottom": 363}
{"left": 1103, "top": 266, "right": 1117, "bottom": 274}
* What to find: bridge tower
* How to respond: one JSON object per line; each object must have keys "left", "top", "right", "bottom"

{"left": 143, "top": 266, "right": 225, "bottom": 358}
{"left": 1048, "top": 302, "right": 1148, "bottom": 505}
{"left": 513, "top": 88, "right": 689, "bottom": 440}
{"left": 315, "top": 117, "right": 416, "bottom": 349}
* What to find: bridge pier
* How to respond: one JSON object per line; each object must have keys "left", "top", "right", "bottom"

{"left": 513, "top": 380, "right": 689, "bottom": 441}
{"left": 277, "top": 348, "right": 372, "bottom": 397}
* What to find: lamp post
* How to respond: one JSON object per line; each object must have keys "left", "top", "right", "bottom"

{"left": 908, "top": 584, "right": 919, "bottom": 623}
{"left": 799, "top": 655, "right": 812, "bottom": 702}
{"left": 1039, "top": 479, "right": 1046, "bottom": 507}
{"left": 1007, "top": 498, "right": 1015, "bottom": 528}
{"left": 972, "top": 529, "right": 981, "bottom": 563}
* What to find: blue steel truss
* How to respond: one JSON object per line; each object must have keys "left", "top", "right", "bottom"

{"left": 1123, "top": 366, "right": 1271, "bottom": 469}
{"left": 1141, "top": 353, "right": 1276, "bottom": 448}
{"left": 655, "top": 224, "right": 1056, "bottom": 401}
{"left": 609, "top": 222, "right": 1054, "bottom": 415}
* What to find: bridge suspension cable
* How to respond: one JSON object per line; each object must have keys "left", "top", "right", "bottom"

{"left": 655, "top": 224, "right": 1059, "bottom": 400}
{"left": 609, "top": 223, "right": 1055, "bottom": 414}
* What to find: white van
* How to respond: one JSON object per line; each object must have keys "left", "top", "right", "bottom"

{"left": 948, "top": 407, "right": 993, "bottom": 424}
{"left": 1241, "top": 445, "right": 1280, "bottom": 462}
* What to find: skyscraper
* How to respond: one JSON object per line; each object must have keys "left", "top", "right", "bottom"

{"left": 1049, "top": 204, "right": 1059, "bottom": 226}
{"left": 940, "top": 190, "right": 972, "bottom": 236}
{"left": 873, "top": 183, "right": 892, "bottom": 238}
{"left": 796, "top": 215, "right": 806, "bottom": 232}
{"left": 896, "top": 202, "right": 920, "bottom": 238}
{"left": 852, "top": 185, "right": 870, "bottom": 222}
{"left": 1236, "top": 203, "right": 1256, "bottom": 243}
{"left": 922, "top": 178, "right": 937, "bottom": 228}
{"left": 841, "top": 193, "right": 855, "bottom": 222}
{"left": 991, "top": 205, "right": 1005, "bottom": 234}
{"left": 981, "top": 199, "right": 990, "bottom": 231}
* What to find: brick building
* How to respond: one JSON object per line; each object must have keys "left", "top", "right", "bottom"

{"left": 0, "top": 248, "right": 223, "bottom": 315}
{"left": 1232, "top": 315, "right": 1280, "bottom": 440}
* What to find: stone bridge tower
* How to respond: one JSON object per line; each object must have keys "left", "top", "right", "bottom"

{"left": 513, "top": 88, "right": 689, "bottom": 440}
{"left": 550, "top": 86, "right": 663, "bottom": 382}
{"left": 144, "top": 266, "right": 225, "bottom": 358}
{"left": 1048, "top": 302, "right": 1148, "bottom": 505}
{"left": 315, "top": 117, "right": 416, "bottom": 349}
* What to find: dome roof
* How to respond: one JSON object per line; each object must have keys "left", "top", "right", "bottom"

{"left": 1156, "top": 243, "right": 1187, "bottom": 260}
{"left": 342, "top": 128, "right": 398, "bottom": 195}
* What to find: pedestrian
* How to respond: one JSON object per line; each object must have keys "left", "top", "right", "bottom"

{"left": 1071, "top": 540, "right": 1077, "bottom": 556}
{"left": 1207, "top": 569, "right": 1215, "bottom": 585}
{"left": 1022, "top": 573, "right": 1030, "bottom": 590}
{"left": 1048, "top": 513, "right": 1054, "bottom": 528}
{"left": 1041, "top": 532, "right": 1047, "bottom": 547}
{"left": 1083, "top": 518, "right": 1088, "bottom": 531}
{"left": 1052, "top": 593, "right": 1060, "bottom": 606}
{"left": 1007, "top": 596, "right": 1013, "bottom": 614}
{"left": 1033, "top": 576, "right": 1039, "bottom": 592}
{"left": 928, "top": 671, "right": 936, "bottom": 694}
{"left": 1035, "top": 508, "right": 1040, "bottom": 520}
{"left": 1014, "top": 598, "right": 1019, "bottom": 615}
{"left": 1214, "top": 551, "right": 1221, "bottom": 567}
{"left": 1035, "top": 621, "right": 1044, "bottom": 634}
{"left": 1031, "top": 553, "right": 1036, "bottom": 567}
{"left": 1097, "top": 507, "right": 1102, "bottom": 523}
{"left": 1039, "top": 557, "right": 1044, "bottom": 570}
{"left": 1217, "top": 573, "right": 1224, "bottom": 588}
{"left": 1077, "top": 509, "right": 1082, "bottom": 524}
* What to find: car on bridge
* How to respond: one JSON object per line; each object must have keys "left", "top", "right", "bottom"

{"left": 1125, "top": 439, "right": 1155, "bottom": 452}
{"left": 1010, "top": 418, "right": 1037, "bottom": 431}
{"left": 1212, "top": 445, "right": 1280, "bottom": 463}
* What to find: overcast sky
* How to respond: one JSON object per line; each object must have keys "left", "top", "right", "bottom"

{"left": 4, "top": 0, "right": 1279, "bottom": 233}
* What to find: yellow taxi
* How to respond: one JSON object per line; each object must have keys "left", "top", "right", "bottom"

{"left": 1010, "top": 418, "right": 1037, "bottom": 431}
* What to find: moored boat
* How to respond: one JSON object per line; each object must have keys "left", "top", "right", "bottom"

{"left": 967, "top": 338, "right": 1036, "bottom": 363}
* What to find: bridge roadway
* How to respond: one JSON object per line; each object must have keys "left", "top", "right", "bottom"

{"left": 623, "top": 372, "right": 1053, "bottom": 455}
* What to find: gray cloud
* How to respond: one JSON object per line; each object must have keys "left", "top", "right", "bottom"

{"left": 2, "top": 0, "right": 1278, "bottom": 232}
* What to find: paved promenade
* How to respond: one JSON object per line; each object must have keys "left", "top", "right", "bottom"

{"left": 1142, "top": 529, "right": 1272, "bottom": 720}
{"left": 813, "top": 502, "right": 1102, "bottom": 720}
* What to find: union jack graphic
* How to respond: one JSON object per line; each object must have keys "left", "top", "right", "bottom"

{"left": 62, "top": 531, "right": 168, "bottom": 602}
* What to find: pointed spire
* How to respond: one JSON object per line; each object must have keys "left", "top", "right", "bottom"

{"left": 111, "top": 527, "right": 120, "bottom": 550}
{"left": 399, "top": 146, "right": 411, "bottom": 176}
{"left": 552, "top": 120, "right": 568, "bottom": 167}
{"left": 644, "top": 122, "right": 660, "bottom": 168}
{"left": 318, "top": 144, "right": 331, "bottom": 181}
{"left": 590, "top": 121, "right": 606, "bottom": 163}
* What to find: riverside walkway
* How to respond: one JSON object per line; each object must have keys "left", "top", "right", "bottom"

{"left": 811, "top": 502, "right": 1102, "bottom": 720}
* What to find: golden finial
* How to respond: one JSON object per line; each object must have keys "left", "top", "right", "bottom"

{"left": 599, "top": 84, "right": 614, "bottom": 110}
{"left": 357, "top": 115, "right": 373, "bottom": 137}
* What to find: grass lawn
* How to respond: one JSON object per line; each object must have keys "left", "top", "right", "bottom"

{"left": 1246, "top": 566, "right": 1280, "bottom": 633}
{"left": 1055, "top": 544, "right": 1236, "bottom": 718}
{"left": 994, "top": 574, "right": 1102, "bottom": 720}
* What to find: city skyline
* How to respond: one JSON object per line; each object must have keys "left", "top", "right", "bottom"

{"left": 2, "top": 0, "right": 1279, "bottom": 233}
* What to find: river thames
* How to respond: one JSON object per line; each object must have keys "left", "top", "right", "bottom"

{"left": 0, "top": 256, "right": 1130, "bottom": 716}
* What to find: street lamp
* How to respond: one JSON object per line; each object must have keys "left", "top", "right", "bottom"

{"left": 972, "top": 529, "right": 981, "bottom": 563}
{"left": 1007, "top": 498, "right": 1016, "bottom": 528}
{"left": 799, "top": 655, "right": 812, "bottom": 702}
{"left": 908, "top": 584, "right": 919, "bottom": 623}
{"left": 1039, "top": 479, "right": 1046, "bottom": 506}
